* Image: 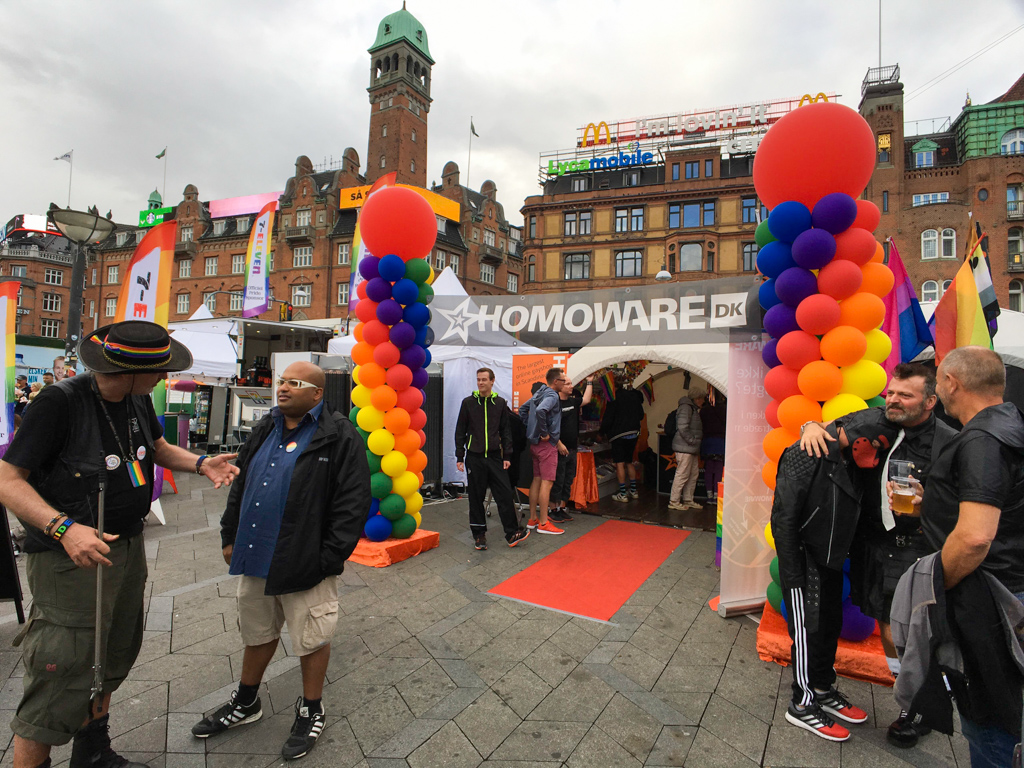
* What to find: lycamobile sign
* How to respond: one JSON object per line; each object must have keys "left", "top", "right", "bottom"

{"left": 547, "top": 146, "right": 654, "bottom": 177}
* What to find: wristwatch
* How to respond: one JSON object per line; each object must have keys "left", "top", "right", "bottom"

{"left": 195, "top": 455, "right": 209, "bottom": 475}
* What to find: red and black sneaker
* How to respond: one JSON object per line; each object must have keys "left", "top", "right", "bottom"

{"left": 815, "top": 687, "right": 868, "bottom": 724}
{"left": 785, "top": 702, "right": 851, "bottom": 742}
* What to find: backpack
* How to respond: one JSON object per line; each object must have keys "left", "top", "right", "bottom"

{"left": 663, "top": 408, "right": 678, "bottom": 439}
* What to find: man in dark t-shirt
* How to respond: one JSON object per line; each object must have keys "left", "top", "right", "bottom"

{"left": 550, "top": 375, "right": 593, "bottom": 523}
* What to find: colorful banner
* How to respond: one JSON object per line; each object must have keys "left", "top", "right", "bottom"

{"left": 349, "top": 173, "right": 398, "bottom": 310}
{"left": 0, "top": 282, "right": 19, "bottom": 460}
{"left": 114, "top": 221, "right": 176, "bottom": 326}
{"left": 511, "top": 352, "right": 569, "bottom": 410}
{"left": 242, "top": 201, "right": 277, "bottom": 318}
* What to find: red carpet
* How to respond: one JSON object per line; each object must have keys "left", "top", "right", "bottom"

{"left": 488, "top": 520, "right": 689, "bottom": 622}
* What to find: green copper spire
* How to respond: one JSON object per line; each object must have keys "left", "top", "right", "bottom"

{"left": 369, "top": 4, "right": 433, "bottom": 63}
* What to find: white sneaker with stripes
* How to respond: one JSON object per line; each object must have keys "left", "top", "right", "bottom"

{"left": 191, "top": 690, "right": 262, "bottom": 737}
{"left": 282, "top": 697, "right": 327, "bottom": 759}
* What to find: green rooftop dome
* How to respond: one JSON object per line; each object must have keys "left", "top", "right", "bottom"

{"left": 369, "top": 5, "right": 433, "bottom": 63}
{"left": 148, "top": 188, "right": 162, "bottom": 208}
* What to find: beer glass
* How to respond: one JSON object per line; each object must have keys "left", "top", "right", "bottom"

{"left": 889, "top": 459, "right": 919, "bottom": 516}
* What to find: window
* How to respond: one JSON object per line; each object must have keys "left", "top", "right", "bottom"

{"left": 527, "top": 255, "right": 535, "bottom": 282}
{"left": 44, "top": 268, "right": 63, "bottom": 286}
{"left": 230, "top": 292, "right": 243, "bottom": 311}
{"left": 921, "top": 229, "right": 938, "bottom": 260}
{"left": 1009, "top": 186, "right": 1023, "bottom": 218}
{"left": 181, "top": 226, "right": 193, "bottom": 242}
{"left": 15, "top": 286, "right": 21, "bottom": 305}
{"left": 268, "top": 251, "right": 274, "bottom": 271}
{"left": 915, "top": 151, "right": 934, "bottom": 169}
{"left": 704, "top": 159, "right": 713, "bottom": 177}
{"left": 1000, "top": 128, "right": 1024, "bottom": 156}
{"left": 741, "top": 198, "right": 758, "bottom": 224}
{"left": 877, "top": 132, "right": 892, "bottom": 163}
{"left": 742, "top": 243, "right": 759, "bottom": 272}
{"left": 615, "top": 208, "right": 629, "bottom": 232}
{"left": 564, "top": 212, "right": 578, "bottom": 236}
{"left": 89, "top": 300, "right": 95, "bottom": 317}
{"left": 941, "top": 228, "right": 956, "bottom": 259}
{"left": 942, "top": 279, "right": 952, "bottom": 296}
{"left": 883, "top": 241, "right": 891, "bottom": 264}
{"left": 107, "top": 265, "right": 119, "bottom": 284}
{"left": 410, "top": 160, "right": 415, "bottom": 173}
{"left": 679, "top": 243, "right": 702, "bottom": 271}
{"left": 1009, "top": 228, "right": 1023, "bottom": 269}
{"left": 179, "top": 259, "right": 192, "bottom": 278}
{"left": 882, "top": 191, "right": 889, "bottom": 213}
{"left": 176, "top": 294, "right": 189, "bottom": 314}
{"left": 203, "top": 292, "right": 216, "bottom": 312}
{"left": 685, "top": 161, "right": 699, "bottom": 179}
{"left": 91, "top": 268, "right": 97, "bottom": 285}
{"left": 472, "top": 229, "right": 479, "bottom": 242}
{"left": 135, "top": 231, "right": 144, "bottom": 244}
{"left": 205, "top": 256, "right": 218, "bottom": 276}
{"left": 671, "top": 163, "right": 680, "bottom": 181}
{"left": 42, "top": 293, "right": 61, "bottom": 312}
{"left": 630, "top": 207, "right": 644, "bottom": 231}
{"left": 232, "top": 253, "right": 246, "bottom": 274}
{"left": 615, "top": 250, "right": 642, "bottom": 277}
{"left": 507, "top": 273, "right": 518, "bottom": 293}
{"left": 480, "top": 263, "right": 495, "bottom": 284}
{"left": 411, "top": 129, "right": 416, "bottom": 142}
{"left": 624, "top": 171, "right": 639, "bottom": 186}
{"left": 571, "top": 177, "right": 587, "bottom": 192}
{"left": 296, "top": 209, "right": 311, "bottom": 227}
{"left": 706, "top": 249, "right": 715, "bottom": 272}
{"left": 237, "top": 217, "right": 250, "bottom": 233}
{"left": 106, "top": 298, "right": 117, "bottom": 317}
{"left": 529, "top": 216, "right": 537, "bottom": 238}
{"left": 338, "top": 282, "right": 349, "bottom": 306}
{"left": 292, "top": 284, "right": 311, "bottom": 307}
{"left": 1010, "top": 280, "right": 1023, "bottom": 312}
{"left": 922, "top": 281, "right": 939, "bottom": 302}
{"left": 579, "top": 211, "right": 591, "bottom": 235}
{"left": 435, "top": 249, "right": 446, "bottom": 269}
{"left": 449, "top": 253, "right": 459, "bottom": 276}
{"left": 435, "top": 215, "right": 446, "bottom": 233}
{"left": 213, "top": 220, "right": 225, "bottom": 236}
{"left": 40, "top": 319, "right": 60, "bottom": 338}
{"left": 913, "top": 192, "right": 950, "bottom": 206}
{"left": 11, "top": 265, "right": 26, "bottom": 278}
{"left": 293, "top": 247, "right": 312, "bottom": 267}
{"left": 338, "top": 243, "right": 350, "bottom": 265}
{"left": 116, "top": 232, "right": 128, "bottom": 247}
{"left": 382, "top": 124, "right": 388, "bottom": 137}
{"left": 564, "top": 253, "right": 590, "bottom": 280}
{"left": 380, "top": 156, "right": 386, "bottom": 168}
{"left": 484, "top": 229, "right": 496, "bottom": 247}
{"left": 702, "top": 201, "right": 715, "bottom": 226}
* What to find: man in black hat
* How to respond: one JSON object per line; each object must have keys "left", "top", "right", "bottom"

{"left": 0, "top": 321, "right": 239, "bottom": 768}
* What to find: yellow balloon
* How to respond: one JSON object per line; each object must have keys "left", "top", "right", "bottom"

{"left": 352, "top": 366, "right": 362, "bottom": 386}
{"left": 427, "top": 266, "right": 436, "bottom": 285}
{"left": 410, "top": 509, "right": 422, "bottom": 527}
{"left": 392, "top": 471, "right": 420, "bottom": 498}
{"left": 764, "top": 522, "right": 776, "bottom": 550}
{"left": 367, "top": 428, "right": 396, "bottom": 456}
{"left": 356, "top": 405, "right": 385, "bottom": 433}
{"left": 405, "top": 492, "right": 424, "bottom": 516}
{"left": 351, "top": 384, "right": 372, "bottom": 409}
{"left": 380, "top": 450, "right": 408, "bottom": 478}
{"left": 840, "top": 359, "right": 887, "bottom": 400}
{"left": 822, "top": 392, "right": 869, "bottom": 422}
{"left": 863, "top": 329, "right": 892, "bottom": 364}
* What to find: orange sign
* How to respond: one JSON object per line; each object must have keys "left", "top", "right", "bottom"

{"left": 338, "top": 183, "right": 460, "bottom": 221}
{"left": 511, "top": 352, "right": 570, "bottom": 410}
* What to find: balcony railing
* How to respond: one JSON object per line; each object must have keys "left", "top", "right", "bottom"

{"left": 479, "top": 244, "right": 504, "bottom": 264}
{"left": 1008, "top": 201, "right": 1024, "bottom": 221}
{"left": 0, "top": 246, "right": 74, "bottom": 265}
{"left": 285, "top": 226, "right": 314, "bottom": 242}
{"left": 174, "top": 240, "right": 196, "bottom": 258}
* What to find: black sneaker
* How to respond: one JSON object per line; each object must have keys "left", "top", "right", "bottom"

{"left": 70, "top": 715, "right": 148, "bottom": 768}
{"left": 281, "top": 697, "right": 326, "bottom": 760}
{"left": 887, "top": 709, "right": 930, "bottom": 748}
{"left": 549, "top": 509, "right": 573, "bottom": 522}
{"left": 507, "top": 528, "right": 531, "bottom": 547}
{"left": 474, "top": 534, "right": 487, "bottom": 550}
{"left": 191, "top": 689, "right": 262, "bottom": 737}
{"left": 785, "top": 702, "right": 850, "bottom": 741}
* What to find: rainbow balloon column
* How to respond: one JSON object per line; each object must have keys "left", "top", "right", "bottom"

{"left": 347, "top": 187, "right": 437, "bottom": 541}
{"left": 754, "top": 102, "right": 895, "bottom": 643}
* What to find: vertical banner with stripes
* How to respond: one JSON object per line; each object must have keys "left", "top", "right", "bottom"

{"left": 0, "top": 281, "right": 18, "bottom": 460}
{"left": 114, "top": 221, "right": 176, "bottom": 326}
{"left": 242, "top": 201, "right": 277, "bottom": 318}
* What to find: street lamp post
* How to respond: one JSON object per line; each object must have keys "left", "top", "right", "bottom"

{"left": 47, "top": 207, "right": 115, "bottom": 367}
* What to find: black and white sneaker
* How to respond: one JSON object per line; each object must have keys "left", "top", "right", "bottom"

{"left": 785, "top": 702, "right": 851, "bottom": 741}
{"left": 815, "top": 687, "right": 868, "bottom": 723}
{"left": 281, "top": 698, "right": 326, "bottom": 760}
{"left": 191, "top": 690, "right": 262, "bottom": 737}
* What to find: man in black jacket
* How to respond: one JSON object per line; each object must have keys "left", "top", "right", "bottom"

{"left": 455, "top": 368, "right": 530, "bottom": 551}
{"left": 192, "top": 362, "right": 369, "bottom": 760}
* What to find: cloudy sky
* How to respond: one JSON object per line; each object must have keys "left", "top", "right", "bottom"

{"left": 4, "top": 0, "right": 1023, "bottom": 228}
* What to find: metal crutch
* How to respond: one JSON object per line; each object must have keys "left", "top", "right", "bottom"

{"left": 91, "top": 480, "right": 106, "bottom": 712}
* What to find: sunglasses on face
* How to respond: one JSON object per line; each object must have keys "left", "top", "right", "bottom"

{"left": 276, "top": 378, "right": 319, "bottom": 390}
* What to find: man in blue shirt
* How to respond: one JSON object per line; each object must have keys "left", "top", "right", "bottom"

{"left": 192, "top": 362, "right": 369, "bottom": 760}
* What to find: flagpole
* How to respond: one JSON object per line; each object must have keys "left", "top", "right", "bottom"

{"left": 67, "top": 151, "right": 73, "bottom": 207}
{"left": 467, "top": 116, "right": 473, "bottom": 191}
{"left": 163, "top": 149, "right": 168, "bottom": 203}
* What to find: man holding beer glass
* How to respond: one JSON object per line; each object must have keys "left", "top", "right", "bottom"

{"left": 799, "top": 363, "right": 957, "bottom": 748}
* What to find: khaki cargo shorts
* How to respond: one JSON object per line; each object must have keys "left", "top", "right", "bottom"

{"left": 236, "top": 576, "right": 339, "bottom": 656}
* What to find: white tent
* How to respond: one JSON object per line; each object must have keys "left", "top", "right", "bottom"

{"left": 916, "top": 302, "right": 1024, "bottom": 369}
{"left": 566, "top": 340, "right": 730, "bottom": 393}
{"left": 168, "top": 318, "right": 238, "bottom": 381}
{"left": 327, "top": 334, "right": 356, "bottom": 357}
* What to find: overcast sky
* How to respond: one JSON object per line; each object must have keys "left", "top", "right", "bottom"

{"left": 3, "top": 0, "right": 1023, "bottom": 228}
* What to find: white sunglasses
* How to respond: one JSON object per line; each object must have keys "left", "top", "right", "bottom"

{"left": 276, "top": 378, "right": 319, "bottom": 390}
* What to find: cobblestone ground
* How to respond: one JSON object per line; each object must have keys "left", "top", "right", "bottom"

{"left": 2, "top": 472, "right": 971, "bottom": 767}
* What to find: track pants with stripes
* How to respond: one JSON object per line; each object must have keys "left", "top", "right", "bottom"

{"left": 785, "top": 565, "right": 844, "bottom": 707}
{"left": 466, "top": 453, "right": 521, "bottom": 540}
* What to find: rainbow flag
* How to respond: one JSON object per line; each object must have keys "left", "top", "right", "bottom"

{"left": 0, "top": 281, "right": 18, "bottom": 460}
{"left": 639, "top": 379, "right": 654, "bottom": 405}
{"left": 929, "top": 255, "right": 993, "bottom": 365}
{"left": 114, "top": 220, "right": 175, "bottom": 325}
{"left": 241, "top": 201, "right": 277, "bottom": 318}
{"left": 598, "top": 371, "right": 616, "bottom": 400}
{"left": 881, "top": 239, "right": 932, "bottom": 376}
{"left": 965, "top": 221, "right": 999, "bottom": 337}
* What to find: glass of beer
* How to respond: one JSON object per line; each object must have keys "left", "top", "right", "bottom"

{"left": 890, "top": 460, "right": 919, "bottom": 517}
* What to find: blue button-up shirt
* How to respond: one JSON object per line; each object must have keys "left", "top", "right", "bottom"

{"left": 229, "top": 401, "right": 323, "bottom": 578}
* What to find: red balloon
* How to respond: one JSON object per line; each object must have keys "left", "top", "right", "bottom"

{"left": 795, "top": 294, "right": 841, "bottom": 335}
{"left": 385, "top": 363, "right": 413, "bottom": 391}
{"left": 409, "top": 408, "right": 427, "bottom": 431}
{"left": 776, "top": 331, "right": 821, "bottom": 369}
{"left": 834, "top": 228, "right": 878, "bottom": 266}
{"left": 853, "top": 199, "right": 881, "bottom": 233}
{"left": 351, "top": 341, "right": 373, "bottom": 366}
{"left": 753, "top": 102, "right": 876, "bottom": 210}
{"left": 357, "top": 280, "right": 369, "bottom": 301}
{"left": 765, "top": 365, "right": 801, "bottom": 402}
{"left": 408, "top": 449, "right": 428, "bottom": 473}
{"left": 817, "top": 259, "right": 864, "bottom": 301}
{"left": 417, "top": 429, "right": 427, "bottom": 448}
{"left": 838, "top": 292, "right": 886, "bottom": 332}
{"left": 359, "top": 362, "right": 387, "bottom": 389}
{"left": 358, "top": 186, "right": 437, "bottom": 261}
{"left": 355, "top": 299, "right": 378, "bottom": 324}
{"left": 373, "top": 342, "right": 401, "bottom": 368}
{"left": 396, "top": 387, "right": 423, "bottom": 412}
{"left": 363, "top": 320, "right": 390, "bottom": 346}
{"left": 765, "top": 399, "right": 782, "bottom": 429}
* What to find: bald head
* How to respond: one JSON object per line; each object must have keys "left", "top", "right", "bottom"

{"left": 940, "top": 347, "right": 1005, "bottom": 398}
{"left": 284, "top": 361, "right": 325, "bottom": 389}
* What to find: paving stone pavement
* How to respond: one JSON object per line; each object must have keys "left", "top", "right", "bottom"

{"left": 1, "top": 472, "right": 973, "bottom": 767}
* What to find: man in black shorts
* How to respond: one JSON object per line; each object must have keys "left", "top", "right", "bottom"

{"left": 0, "top": 321, "right": 239, "bottom": 768}
{"left": 549, "top": 375, "right": 593, "bottom": 523}
{"left": 600, "top": 375, "right": 645, "bottom": 502}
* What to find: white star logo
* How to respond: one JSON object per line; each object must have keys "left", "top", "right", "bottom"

{"left": 435, "top": 297, "right": 480, "bottom": 343}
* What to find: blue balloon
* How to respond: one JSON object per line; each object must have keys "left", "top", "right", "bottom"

{"left": 364, "top": 514, "right": 392, "bottom": 542}
{"left": 791, "top": 228, "right": 837, "bottom": 270}
{"left": 768, "top": 201, "right": 813, "bottom": 244}
{"left": 812, "top": 193, "right": 858, "bottom": 235}
{"left": 756, "top": 241, "right": 797, "bottom": 279}
{"left": 392, "top": 278, "right": 419, "bottom": 306}
{"left": 422, "top": 348, "right": 432, "bottom": 367}
{"left": 842, "top": 574, "right": 851, "bottom": 603}
{"left": 763, "top": 303, "right": 799, "bottom": 339}
{"left": 403, "top": 303, "right": 430, "bottom": 328}
{"left": 775, "top": 267, "right": 819, "bottom": 307}
{"left": 762, "top": 338, "right": 781, "bottom": 369}
{"left": 759, "top": 278, "right": 781, "bottom": 311}
{"left": 366, "top": 498, "right": 380, "bottom": 521}
{"left": 414, "top": 325, "right": 428, "bottom": 347}
{"left": 779, "top": 598, "right": 789, "bottom": 623}
{"left": 358, "top": 256, "right": 380, "bottom": 281}
{"left": 399, "top": 344, "right": 426, "bottom": 370}
{"left": 423, "top": 326, "right": 435, "bottom": 347}
{"left": 377, "top": 254, "right": 406, "bottom": 283}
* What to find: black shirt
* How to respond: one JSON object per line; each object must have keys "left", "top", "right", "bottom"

{"left": 559, "top": 392, "right": 582, "bottom": 450}
{"left": 5, "top": 383, "right": 163, "bottom": 551}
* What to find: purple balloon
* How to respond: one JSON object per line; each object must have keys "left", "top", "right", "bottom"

{"left": 763, "top": 303, "right": 799, "bottom": 339}
{"left": 365, "top": 277, "right": 392, "bottom": 303}
{"left": 775, "top": 267, "right": 819, "bottom": 307}
{"left": 791, "top": 229, "right": 837, "bottom": 270}
{"left": 375, "top": 298, "right": 404, "bottom": 326}
{"left": 411, "top": 367, "right": 429, "bottom": 389}
{"left": 812, "top": 193, "right": 858, "bottom": 235}
{"left": 399, "top": 344, "right": 426, "bottom": 370}
{"left": 389, "top": 321, "right": 416, "bottom": 349}
{"left": 358, "top": 256, "right": 380, "bottom": 281}
{"left": 840, "top": 598, "right": 876, "bottom": 642}
{"left": 762, "top": 338, "right": 781, "bottom": 369}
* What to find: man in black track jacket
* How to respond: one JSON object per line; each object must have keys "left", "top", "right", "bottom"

{"left": 455, "top": 367, "right": 530, "bottom": 551}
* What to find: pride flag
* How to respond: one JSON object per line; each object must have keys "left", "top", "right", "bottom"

{"left": 965, "top": 222, "right": 999, "bottom": 337}
{"left": 114, "top": 221, "right": 176, "bottom": 326}
{"left": 0, "top": 281, "right": 18, "bottom": 460}
{"left": 881, "top": 239, "right": 932, "bottom": 376}
{"left": 242, "top": 201, "right": 277, "bottom": 318}
{"left": 929, "top": 255, "right": 993, "bottom": 366}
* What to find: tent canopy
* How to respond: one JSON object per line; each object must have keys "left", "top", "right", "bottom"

{"left": 916, "top": 302, "right": 1024, "bottom": 370}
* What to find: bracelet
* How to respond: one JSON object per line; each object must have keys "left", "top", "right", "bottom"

{"left": 799, "top": 420, "right": 818, "bottom": 437}
{"left": 51, "top": 518, "right": 74, "bottom": 541}
{"left": 43, "top": 513, "right": 63, "bottom": 537}
{"left": 196, "top": 455, "right": 209, "bottom": 475}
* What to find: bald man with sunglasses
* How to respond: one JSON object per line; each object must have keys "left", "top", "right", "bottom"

{"left": 193, "top": 361, "right": 370, "bottom": 760}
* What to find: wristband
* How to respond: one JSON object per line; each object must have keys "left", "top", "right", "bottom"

{"left": 196, "top": 455, "right": 209, "bottom": 475}
{"left": 799, "top": 421, "right": 818, "bottom": 437}
{"left": 51, "top": 518, "right": 74, "bottom": 541}
{"left": 43, "top": 513, "right": 63, "bottom": 537}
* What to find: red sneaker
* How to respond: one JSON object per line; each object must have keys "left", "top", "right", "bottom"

{"left": 785, "top": 703, "right": 851, "bottom": 742}
{"left": 536, "top": 521, "right": 564, "bottom": 535}
{"left": 815, "top": 688, "right": 868, "bottom": 724}
{"left": 526, "top": 518, "right": 539, "bottom": 530}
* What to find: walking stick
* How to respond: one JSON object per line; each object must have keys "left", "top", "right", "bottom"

{"left": 91, "top": 480, "right": 106, "bottom": 712}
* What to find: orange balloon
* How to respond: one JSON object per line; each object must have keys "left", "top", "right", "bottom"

{"left": 838, "top": 292, "right": 886, "bottom": 332}
{"left": 416, "top": 471, "right": 424, "bottom": 486}
{"left": 860, "top": 262, "right": 895, "bottom": 298}
{"left": 762, "top": 460, "right": 779, "bottom": 490}
{"left": 351, "top": 341, "right": 373, "bottom": 366}
{"left": 359, "top": 362, "right": 387, "bottom": 389}
{"left": 353, "top": 324, "right": 365, "bottom": 343}
{"left": 370, "top": 385, "right": 398, "bottom": 412}
{"left": 820, "top": 325, "right": 868, "bottom": 367}
{"left": 383, "top": 407, "right": 411, "bottom": 434}
{"left": 765, "top": 399, "right": 782, "bottom": 429}
{"left": 394, "top": 429, "right": 420, "bottom": 455}
{"left": 797, "top": 360, "right": 843, "bottom": 402}
{"left": 833, "top": 228, "right": 877, "bottom": 266}
{"left": 870, "top": 241, "right": 885, "bottom": 263}
{"left": 407, "top": 449, "right": 428, "bottom": 473}
{"left": 777, "top": 395, "right": 823, "bottom": 435}
{"left": 763, "top": 427, "right": 799, "bottom": 462}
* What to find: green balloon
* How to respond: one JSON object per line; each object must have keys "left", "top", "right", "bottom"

{"left": 405, "top": 258, "right": 431, "bottom": 286}
{"left": 417, "top": 283, "right": 434, "bottom": 305}
{"left": 356, "top": 427, "right": 371, "bottom": 443}
{"left": 766, "top": 580, "right": 784, "bottom": 614}
{"left": 866, "top": 396, "right": 885, "bottom": 408}
{"left": 365, "top": 449, "right": 382, "bottom": 474}
{"left": 370, "top": 472, "right": 392, "bottom": 500}
{"left": 769, "top": 556, "right": 780, "bottom": 585}
{"left": 755, "top": 219, "right": 776, "bottom": 248}
{"left": 390, "top": 513, "right": 417, "bottom": 539}
{"left": 379, "top": 493, "right": 406, "bottom": 520}
{"left": 349, "top": 405, "right": 361, "bottom": 424}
